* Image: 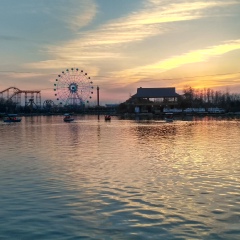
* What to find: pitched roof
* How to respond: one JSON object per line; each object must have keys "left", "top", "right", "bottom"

{"left": 133, "top": 87, "right": 180, "bottom": 98}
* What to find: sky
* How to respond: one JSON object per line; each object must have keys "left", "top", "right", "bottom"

{"left": 0, "top": 0, "right": 240, "bottom": 105}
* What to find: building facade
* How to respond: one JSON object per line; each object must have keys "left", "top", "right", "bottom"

{"left": 129, "top": 87, "right": 180, "bottom": 114}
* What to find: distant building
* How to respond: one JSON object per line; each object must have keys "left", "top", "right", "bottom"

{"left": 129, "top": 87, "right": 180, "bottom": 114}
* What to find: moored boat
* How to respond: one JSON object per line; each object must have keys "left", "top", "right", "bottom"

{"left": 164, "top": 113, "right": 174, "bottom": 122}
{"left": 3, "top": 114, "right": 22, "bottom": 123}
{"left": 63, "top": 113, "right": 74, "bottom": 122}
{"left": 105, "top": 115, "right": 111, "bottom": 121}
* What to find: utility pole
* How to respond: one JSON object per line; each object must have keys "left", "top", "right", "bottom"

{"left": 97, "top": 86, "right": 100, "bottom": 120}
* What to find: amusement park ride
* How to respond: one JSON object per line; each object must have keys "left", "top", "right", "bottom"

{"left": 0, "top": 87, "right": 41, "bottom": 108}
{"left": 53, "top": 68, "right": 94, "bottom": 107}
{"left": 0, "top": 68, "right": 95, "bottom": 110}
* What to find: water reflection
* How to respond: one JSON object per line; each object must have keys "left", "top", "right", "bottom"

{"left": 134, "top": 124, "right": 177, "bottom": 139}
{"left": 0, "top": 116, "right": 239, "bottom": 239}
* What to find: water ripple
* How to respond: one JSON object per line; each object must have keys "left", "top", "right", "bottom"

{"left": 0, "top": 116, "right": 240, "bottom": 239}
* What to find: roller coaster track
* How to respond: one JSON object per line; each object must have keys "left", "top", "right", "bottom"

{"left": 0, "top": 86, "right": 41, "bottom": 107}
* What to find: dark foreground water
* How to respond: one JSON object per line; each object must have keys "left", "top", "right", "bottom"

{"left": 0, "top": 115, "right": 239, "bottom": 240}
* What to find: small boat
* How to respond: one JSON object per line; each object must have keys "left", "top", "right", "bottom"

{"left": 105, "top": 115, "right": 111, "bottom": 121}
{"left": 3, "top": 114, "right": 22, "bottom": 123}
{"left": 164, "top": 113, "right": 174, "bottom": 122}
{"left": 63, "top": 113, "right": 74, "bottom": 122}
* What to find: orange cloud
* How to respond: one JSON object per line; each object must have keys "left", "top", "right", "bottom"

{"left": 113, "top": 40, "right": 240, "bottom": 80}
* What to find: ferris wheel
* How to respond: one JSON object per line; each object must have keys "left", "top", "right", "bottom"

{"left": 53, "top": 68, "right": 94, "bottom": 106}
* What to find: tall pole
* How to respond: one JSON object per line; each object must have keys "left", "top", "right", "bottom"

{"left": 97, "top": 86, "right": 100, "bottom": 120}
{"left": 97, "top": 86, "right": 99, "bottom": 107}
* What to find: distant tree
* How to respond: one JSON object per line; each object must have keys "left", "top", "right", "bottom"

{"left": 180, "top": 86, "right": 194, "bottom": 108}
{"left": 117, "top": 103, "right": 128, "bottom": 114}
{"left": 0, "top": 98, "right": 6, "bottom": 112}
{"left": 176, "top": 86, "right": 240, "bottom": 111}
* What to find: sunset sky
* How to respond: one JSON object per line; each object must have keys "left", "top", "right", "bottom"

{"left": 0, "top": 0, "right": 240, "bottom": 104}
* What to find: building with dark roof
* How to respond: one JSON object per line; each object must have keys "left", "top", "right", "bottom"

{"left": 129, "top": 87, "right": 180, "bottom": 114}
{"left": 133, "top": 87, "right": 179, "bottom": 98}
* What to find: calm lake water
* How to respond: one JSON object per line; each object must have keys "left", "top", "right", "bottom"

{"left": 0, "top": 115, "right": 240, "bottom": 240}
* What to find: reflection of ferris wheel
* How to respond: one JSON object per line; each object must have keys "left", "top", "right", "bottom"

{"left": 53, "top": 68, "right": 94, "bottom": 106}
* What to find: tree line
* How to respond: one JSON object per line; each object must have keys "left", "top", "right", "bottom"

{"left": 0, "top": 98, "right": 17, "bottom": 112}
{"left": 179, "top": 86, "right": 240, "bottom": 111}
{"left": 0, "top": 98, "right": 41, "bottom": 113}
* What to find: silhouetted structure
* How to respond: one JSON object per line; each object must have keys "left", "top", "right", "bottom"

{"left": 0, "top": 87, "right": 41, "bottom": 108}
{"left": 129, "top": 87, "right": 180, "bottom": 113}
